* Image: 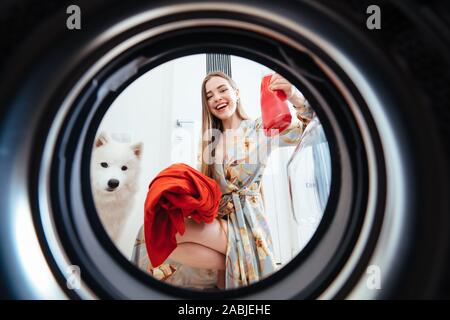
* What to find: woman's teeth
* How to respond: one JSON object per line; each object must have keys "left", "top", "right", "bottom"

{"left": 216, "top": 103, "right": 228, "bottom": 111}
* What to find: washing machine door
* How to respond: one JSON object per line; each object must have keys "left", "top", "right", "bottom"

{"left": 287, "top": 115, "right": 331, "bottom": 249}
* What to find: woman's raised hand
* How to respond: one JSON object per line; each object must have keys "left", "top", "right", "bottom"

{"left": 269, "top": 73, "right": 305, "bottom": 108}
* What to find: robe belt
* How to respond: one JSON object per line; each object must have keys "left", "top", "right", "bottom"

{"left": 218, "top": 187, "right": 260, "bottom": 218}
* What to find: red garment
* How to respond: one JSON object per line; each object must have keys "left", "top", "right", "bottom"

{"left": 144, "top": 163, "right": 222, "bottom": 267}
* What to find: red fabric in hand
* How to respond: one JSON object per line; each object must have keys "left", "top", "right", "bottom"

{"left": 260, "top": 74, "right": 292, "bottom": 136}
{"left": 144, "top": 163, "right": 222, "bottom": 267}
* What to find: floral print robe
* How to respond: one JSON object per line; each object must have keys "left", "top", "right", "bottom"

{"left": 215, "top": 115, "right": 304, "bottom": 288}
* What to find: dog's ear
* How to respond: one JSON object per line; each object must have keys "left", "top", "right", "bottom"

{"left": 131, "top": 142, "right": 143, "bottom": 158}
{"left": 95, "top": 132, "right": 109, "bottom": 148}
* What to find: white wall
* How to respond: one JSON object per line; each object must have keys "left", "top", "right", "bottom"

{"left": 94, "top": 54, "right": 322, "bottom": 265}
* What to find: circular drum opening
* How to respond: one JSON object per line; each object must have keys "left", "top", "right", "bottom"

{"left": 88, "top": 54, "right": 335, "bottom": 292}
{"left": 37, "top": 13, "right": 378, "bottom": 299}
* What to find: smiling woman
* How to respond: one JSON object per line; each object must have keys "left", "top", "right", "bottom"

{"left": 193, "top": 69, "right": 314, "bottom": 289}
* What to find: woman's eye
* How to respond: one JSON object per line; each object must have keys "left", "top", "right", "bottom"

{"left": 100, "top": 162, "right": 108, "bottom": 168}
{"left": 207, "top": 96, "right": 212, "bottom": 100}
{"left": 121, "top": 166, "right": 128, "bottom": 171}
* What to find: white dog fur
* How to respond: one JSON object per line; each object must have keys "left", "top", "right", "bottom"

{"left": 91, "top": 132, "right": 143, "bottom": 243}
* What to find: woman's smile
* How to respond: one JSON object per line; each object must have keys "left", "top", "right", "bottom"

{"left": 215, "top": 102, "right": 229, "bottom": 112}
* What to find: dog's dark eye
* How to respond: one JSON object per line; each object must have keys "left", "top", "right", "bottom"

{"left": 121, "top": 166, "right": 128, "bottom": 171}
{"left": 101, "top": 162, "right": 108, "bottom": 168}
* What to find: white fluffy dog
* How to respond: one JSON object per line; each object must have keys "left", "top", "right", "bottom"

{"left": 91, "top": 132, "right": 143, "bottom": 242}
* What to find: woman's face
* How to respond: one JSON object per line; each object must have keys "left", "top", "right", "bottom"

{"left": 205, "top": 76, "right": 239, "bottom": 121}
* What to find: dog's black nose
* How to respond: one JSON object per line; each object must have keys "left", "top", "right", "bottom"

{"left": 108, "top": 179, "right": 120, "bottom": 189}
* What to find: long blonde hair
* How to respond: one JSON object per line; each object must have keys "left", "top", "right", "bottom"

{"left": 200, "top": 71, "right": 250, "bottom": 178}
